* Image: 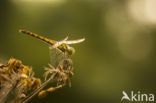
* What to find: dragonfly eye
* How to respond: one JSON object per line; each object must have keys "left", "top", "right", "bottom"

{"left": 68, "top": 47, "right": 75, "bottom": 55}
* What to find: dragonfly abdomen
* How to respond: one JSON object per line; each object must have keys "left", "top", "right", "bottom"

{"left": 19, "top": 30, "right": 56, "bottom": 45}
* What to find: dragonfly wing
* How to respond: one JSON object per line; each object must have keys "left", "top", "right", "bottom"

{"left": 49, "top": 47, "right": 64, "bottom": 68}
{"left": 63, "top": 38, "right": 85, "bottom": 44}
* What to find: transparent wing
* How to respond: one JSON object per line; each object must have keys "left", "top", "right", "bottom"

{"left": 63, "top": 38, "right": 85, "bottom": 44}
{"left": 49, "top": 47, "right": 64, "bottom": 68}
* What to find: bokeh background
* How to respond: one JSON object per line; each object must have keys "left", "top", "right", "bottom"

{"left": 1, "top": 0, "right": 156, "bottom": 103}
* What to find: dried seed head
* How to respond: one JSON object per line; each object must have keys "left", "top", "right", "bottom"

{"left": 68, "top": 71, "right": 74, "bottom": 78}
{"left": 8, "top": 58, "right": 22, "bottom": 70}
{"left": 31, "top": 78, "right": 41, "bottom": 89}
{"left": 59, "top": 59, "right": 73, "bottom": 71}
{"left": 25, "top": 79, "right": 32, "bottom": 90}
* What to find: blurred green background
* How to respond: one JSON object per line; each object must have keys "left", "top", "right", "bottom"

{"left": 1, "top": 0, "right": 156, "bottom": 103}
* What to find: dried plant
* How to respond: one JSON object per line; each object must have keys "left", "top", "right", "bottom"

{"left": 0, "top": 58, "right": 74, "bottom": 103}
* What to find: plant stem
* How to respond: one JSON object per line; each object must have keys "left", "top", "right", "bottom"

{"left": 21, "top": 73, "right": 57, "bottom": 103}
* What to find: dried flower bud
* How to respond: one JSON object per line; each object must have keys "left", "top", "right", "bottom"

{"left": 47, "top": 87, "right": 55, "bottom": 92}
{"left": 19, "top": 93, "right": 26, "bottom": 99}
{"left": 22, "top": 66, "right": 29, "bottom": 73}
{"left": 38, "top": 90, "right": 47, "bottom": 99}
{"left": 21, "top": 73, "right": 28, "bottom": 79}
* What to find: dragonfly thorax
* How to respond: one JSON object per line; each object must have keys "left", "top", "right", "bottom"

{"left": 58, "top": 44, "right": 68, "bottom": 52}
{"left": 57, "top": 44, "right": 75, "bottom": 56}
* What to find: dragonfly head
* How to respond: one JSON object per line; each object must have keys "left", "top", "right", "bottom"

{"left": 67, "top": 46, "right": 75, "bottom": 56}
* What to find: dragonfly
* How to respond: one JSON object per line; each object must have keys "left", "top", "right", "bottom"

{"left": 19, "top": 30, "right": 85, "bottom": 66}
